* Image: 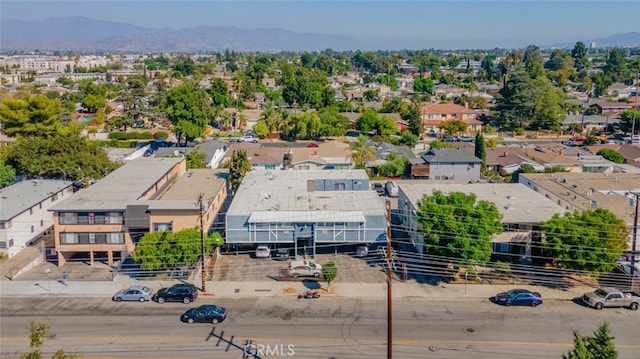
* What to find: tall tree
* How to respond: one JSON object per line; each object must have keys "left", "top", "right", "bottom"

{"left": 474, "top": 133, "right": 486, "bottom": 169}
{"left": 417, "top": 191, "right": 503, "bottom": 266}
{"left": 185, "top": 148, "right": 207, "bottom": 169}
{"left": 228, "top": 149, "right": 252, "bottom": 195}
{"left": 571, "top": 41, "right": 590, "bottom": 74}
{"left": 564, "top": 322, "right": 617, "bottom": 359}
{"left": 163, "top": 81, "right": 210, "bottom": 146}
{"left": 133, "top": 228, "right": 217, "bottom": 271}
{"left": 347, "top": 135, "right": 377, "bottom": 170}
{"left": 604, "top": 48, "right": 628, "bottom": 83}
{"left": 541, "top": 208, "right": 628, "bottom": 272}
{"left": 6, "top": 133, "right": 118, "bottom": 183}
{"left": 0, "top": 95, "right": 62, "bottom": 138}
{"left": 439, "top": 119, "right": 468, "bottom": 136}
{"left": 616, "top": 110, "right": 640, "bottom": 134}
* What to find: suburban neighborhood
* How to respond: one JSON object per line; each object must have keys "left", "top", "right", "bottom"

{"left": 1, "top": 9, "right": 640, "bottom": 358}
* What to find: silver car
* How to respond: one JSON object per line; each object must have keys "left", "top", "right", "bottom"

{"left": 113, "top": 285, "right": 154, "bottom": 302}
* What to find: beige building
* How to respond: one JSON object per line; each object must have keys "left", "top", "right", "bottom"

{"left": 50, "top": 157, "right": 228, "bottom": 266}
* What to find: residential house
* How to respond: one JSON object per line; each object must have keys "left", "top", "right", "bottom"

{"left": 0, "top": 180, "right": 74, "bottom": 258}
{"left": 421, "top": 102, "right": 483, "bottom": 135}
{"left": 562, "top": 114, "right": 618, "bottom": 133}
{"left": 225, "top": 170, "right": 387, "bottom": 257}
{"left": 397, "top": 182, "right": 567, "bottom": 259}
{"left": 49, "top": 157, "right": 228, "bottom": 266}
{"left": 410, "top": 147, "right": 481, "bottom": 180}
{"left": 522, "top": 144, "right": 615, "bottom": 173}
{"left": 589, "top": 102, "right": 638, "bottom": 118}
{"left": 485, "top": 146, "right": 545, "bottom": 176}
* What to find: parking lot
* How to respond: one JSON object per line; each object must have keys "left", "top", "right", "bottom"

{"left": 212, "top": 246, "right": 387, "bottom": 283}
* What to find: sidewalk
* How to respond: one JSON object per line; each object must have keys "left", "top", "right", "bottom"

{"left": 0, "top": 275, "right": 593, "bottom": 302}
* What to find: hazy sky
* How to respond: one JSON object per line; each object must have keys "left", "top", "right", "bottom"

{"left": 2, "top": 1, "right": 639, "bottom": 49}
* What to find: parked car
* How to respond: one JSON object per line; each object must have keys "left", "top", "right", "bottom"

{"left": 112, "top": 285, "right": 154, "bottom": 302}
{"left": 582, "top": 287, "right": 640, "bottom": 310}
{"left": 373, "top": 183, "right": 385, "bottom": 196}
{"left": 354, "top": 245, "right": 369, "bottom": 258}
{"left": 459, "top": 135, "right": 474, "bottom": 142}
{"left": 494, "top": 289, "right": 543, "bottom": 307}
{"left": 180, "top": 304, "right": 227, "bottom": 324}
{"left": 288, "top": 260, "right": 323, "bottom": 278}
{"left": 307, "top": 142, "right": 319, "bottom": 147}
{"left": 240, "top": 135, "right": 259, "bottom": 143}
{"left": 153, "top": 283, "right": 198, "bottom": 304}
{"left": 255, "top": 244, "right": 271, "bottom": 258}
{"left": 273, "top": 248, "right": 290, "bottom": 261}
{"left": 385, "top": 180, "right": 398, "bottom": 198}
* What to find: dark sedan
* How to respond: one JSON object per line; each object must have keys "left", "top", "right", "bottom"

{"left": 181, "top": 305, "right": 227, "bottom": 324}
{"left": 494, "top": 289, "right": 543, "bottom": 307}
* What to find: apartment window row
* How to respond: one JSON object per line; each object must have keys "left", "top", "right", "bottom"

{"left": 59, "top": 212, "right": 124, "bottom": 225}
{"left": 0, "top": 239, "right": 15, "bottom": 248}
{"left": 60, "top": 232, "right": 124, "bottom": 244}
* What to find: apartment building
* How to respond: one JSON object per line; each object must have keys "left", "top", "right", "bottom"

{"left": 0, "top": 180, "right": 74, "bottom": 258}
{"left": 49, "top": 157, "right": 229, "bottom": 266}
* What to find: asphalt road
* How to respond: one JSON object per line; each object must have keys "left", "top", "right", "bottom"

{"left": 2, "top": 297, "right": 639, "bottom": 359}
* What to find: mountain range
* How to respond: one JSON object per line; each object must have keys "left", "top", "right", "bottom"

{"left": 1, "top": 16, "right": 639, "bottom": 52}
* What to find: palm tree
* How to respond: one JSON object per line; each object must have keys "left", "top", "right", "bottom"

{"left": 347, "top": 135, "right": 377, "bottom": 170}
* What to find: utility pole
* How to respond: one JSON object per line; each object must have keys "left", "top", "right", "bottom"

{"left": 630, "top": 192, "right": 639, "bottom": 290}
{"left": 197, "top": 193, "right": 207, "bottom": 292}
{"left": 386, "top": 199, "right": 393, "bottom": 359}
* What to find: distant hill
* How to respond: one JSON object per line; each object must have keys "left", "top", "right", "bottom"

{"left": 549, "top": 32, "right": 640, "bottom": 49}
{"left": 0, "top": 16, "right": 373, "bottom": 52}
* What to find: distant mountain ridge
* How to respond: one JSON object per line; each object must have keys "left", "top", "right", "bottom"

{"left": 1, "top": 16, "right": 639, "bottom": 52}
{"left": 549, "top": 32, "right": 640, "bottom": 49}
{"left": 0, "top": 16, "right": 373, "bottom": 52}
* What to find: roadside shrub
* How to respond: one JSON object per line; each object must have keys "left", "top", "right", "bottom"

{"left": 514, "top": 128, "right": 525, "bottom": 136}
{"left": 154, "top": 131, "right": 169, "bottom": 140}
{"left": 109, "top": 131, "right": 127, "bottom": 140}
{"left": 493, "top": 261, "right": 512, "bottom": 275}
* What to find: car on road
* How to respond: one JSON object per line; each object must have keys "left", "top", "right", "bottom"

{"left": 273, "top": 248, "right": 290, "bottom": 261}
{"left": 180, "top": 304, "right": 227, "bottom": 324}
{"left": 153, "top": 283, "right": 198, "bottom": 304}
{"left": 307, "top": 142, "right": 319, "bottom": 147}
{"left": 494, "top": 289, "right": 543, "bottom": 307}
{"left": 112, "top": 285, "right": 154, "bottom": 302}
{"left": 240, "top": 135, "right": 259, "bottom": 143}
{"left": 255, "top": 244, "right": 271, "bottom": 258}
{"left": 288, "top": 260, "right": 323, "bottom": 278}
{"left": 354, "top": 245, "right": 369, "bottom": 258}
{"left": 582, "top": 287, "right": 640, "bottom": 310}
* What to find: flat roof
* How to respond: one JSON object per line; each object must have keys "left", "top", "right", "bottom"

{"left": 520, "top": 172, "right": 640, "bottom": 224}
{"left": 0, "top": 180, "right": 73, "bottom": 220}
{"left": 399, "top": 182, "right": 568, "bottom": 223}
{"left": 50, "top": 157, "right": 184, "bottom": 211}
{"left": 146, "top": 169, "right": 228, "bottom": 210}
{"left": 228, "top": 170, "right": 385, "bottom": 216}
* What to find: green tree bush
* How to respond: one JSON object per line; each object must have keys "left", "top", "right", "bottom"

{"left": 541, "top": 209, "right": 628, "bottom": 273}
{"left": 417, "top": 190, "right": 503, "bottom": 266}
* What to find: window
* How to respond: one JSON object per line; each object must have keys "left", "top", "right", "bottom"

{"left": 153, "top": 222, "right": 173, "bottom": 232}
{"left": 107, "top": 212, "right": 123, "bottom": 224}
{"left": 88, "top": 212, "right": 95, "bottom": 224}
{"left": 265, "top": 164, "right": 277, "bottom": 170}
{"left": 8, "top": 239, "right": 13, "bottom": 247}
{"left": 40, "top": 220, "right": 44, "bottom": 227}
{"left": 0, "top": 242, "right": 6, "bottom": 248}
{"left": 60, "top": 212, "right": 77, "bottom": 224}
{"left": 334, "top": 183, "right": 346, "bottom": 191}
{"left": 31, "top": 225, "right": 34, "bottom": 233}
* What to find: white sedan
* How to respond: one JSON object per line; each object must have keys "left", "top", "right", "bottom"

{"left": 112, "top": 285, "right": 154, "bottom": 302}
